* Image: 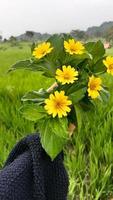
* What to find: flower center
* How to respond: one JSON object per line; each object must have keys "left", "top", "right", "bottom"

{"left": 70, "top": 44, "right": 77, "bottom": 52}
{"left": 40, "top": 48, "right": 46, "bottom": 55}
{"left": 70, "top": 45, "right": 77, "bottom": 52}
{"left": 55, "top": 101, "right": 63, "bottom": 109}
{"left": 64, "top": 73, "right": 70, "bottom": 80}
{"left": 90, "top": 82, "right": 97, "bottom": 90}
{"left": 109, "top": 64, "right": 113, "bottom": 70}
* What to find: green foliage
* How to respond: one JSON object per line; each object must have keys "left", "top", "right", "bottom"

{"left": 70, "top": 29, "right": 88, "bottom": 41}
{"left": 103, "top": 26, "right": 113, "bottom": 42}
{"left": 8, "top": 35, "right": 110, "bottom": 160}
{"left": 47, "top": 34, "right": 65, "bottom": 64}
{"left": 9, "top": 59, "right": 33, "bottom": 71}
{"left": 21, "top": 89, "right": 49, "bottom": 104}
{"left": 9, "top": 59, "right": 57, "bottom": 77}
{"left": 85, "top": 40, "right": 105, "bottom": 65}
{"left": 86, "top": 21, "right": 113, "bottom": 38}
{"left": 93, "top": 58, "right": 106, "bottom": 74}
{"left": 38, "top": 117, "right": 69, "bottom": 160}
{"left": 69, "top": 88, "right": 87, "bottom": 104}
{"left": 1, "top": 41, "right": 113, "bottom": 199}
{"left": 21, "top": 104, "right": 47, "bottom": 121}
{"left": 99, "top": 87, "right": 110, "bottom": 103}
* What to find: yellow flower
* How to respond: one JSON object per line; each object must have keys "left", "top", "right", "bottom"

{"left": 103, "top": 56, "right": 113, "bottom": 75}
{"left": 44, "top": 91, "right": 72, "bottom": 118}
{"left": 88, "top": 75, "right": 102, "bottom": 99}
{"left": 55, "top": 65, "right": 78, "bottom": 85}
{"left": 64, "top": 39, "right": 85, "bottom": 55}
{"left": 32, "top": 42, "right": 53, "bottom": 59}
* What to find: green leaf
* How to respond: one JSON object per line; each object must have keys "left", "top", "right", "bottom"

{"left": 85, "top": 42, "right": 95, "bottom": 53}
{"left": 74, "top": 98, "right": 95, "bottom": 132}
{"left": 31, "top": 42, "right": 35, "bottom": 53}
{"left": 51, "top": 117, "right": 69, "bottom": 138}
{"left": 9, "top": 59, "right": 56, "bottom": 77}
{"left": 62, "top": 53, "right": 90, "bottom": 67}
{"left": 79, "top": 97, "right": 95, "bottom": 111}
{"left": 68, "top": 106, "right": 77, "bottom": 124}
{"left": 99, "top": 88, "right": 110, "bottom": 103}
{"left": 92, "top": 58, "right": 106, "bottom": 74}
{"left": 8, "top": 60, "right": 33, "bottom": 72}
{"left": 38, "top": 117, "right": 68, "bottom": 160}
{"left": 21, "top": 89, "right": 49, "bottom": 104}
{"left": 87, "top": 41, "right": 105, "bottom": 63}
{"left": 21, "top": 105, "right": 47, "bottom": 121}
{"left": 66, "top": 82, "right": 87, "bottom": 95}
{"left": 47, "top": 34, "right": 65, "bottom": 65}
{"left": 38, "top": 60, "right": 57, "bottom": 77}
{"left": 74, "top": 104, "right": 83, "bottom": 133}
{"left": 69, "top": 87, "right": 87, "bottom": 104}
{"left": 8, "top": 59, "right": 44, "bottom": 72}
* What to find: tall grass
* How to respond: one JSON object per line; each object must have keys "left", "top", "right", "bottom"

{"left": 0, "top": 42, "right": 113, "bottom": 199}
{"left": 0, "top": 42, "right": 53, "bottom": 166}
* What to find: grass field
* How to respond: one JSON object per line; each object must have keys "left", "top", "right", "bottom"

{"left": 1, "top": 41, "right": 113, "bottom": 199}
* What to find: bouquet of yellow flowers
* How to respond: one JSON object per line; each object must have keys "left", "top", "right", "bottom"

{"left": 10, "top": 34, "right": 113, "bottom": 159}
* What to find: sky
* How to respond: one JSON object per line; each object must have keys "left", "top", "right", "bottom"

{"left": 0, "top": 0, "right": 113, "bottom": 38}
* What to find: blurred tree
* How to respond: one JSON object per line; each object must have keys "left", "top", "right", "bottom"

{"left": 25, "top": 31, "right": 34, "bottom": 39}
{"left": 70, "top": 30, "right": 88, "bottom": 41}
{"left": 9, "top": 36, "right": 18, "bottom": 47}
{"left": 3, "top": 38, "right": 8, "bottom": 42}
{"left": 104, "top": 26, "right": 113, "bottom": 42}
{"left": 9, "top": 36, "right": 17, "bottom": 42}
{"left": 0, "top": 35, "right": 2, "bottom": 41}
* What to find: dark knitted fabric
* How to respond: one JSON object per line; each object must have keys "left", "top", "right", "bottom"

{"left": 0, "top": 134, "right": 69, "bottom": 200}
